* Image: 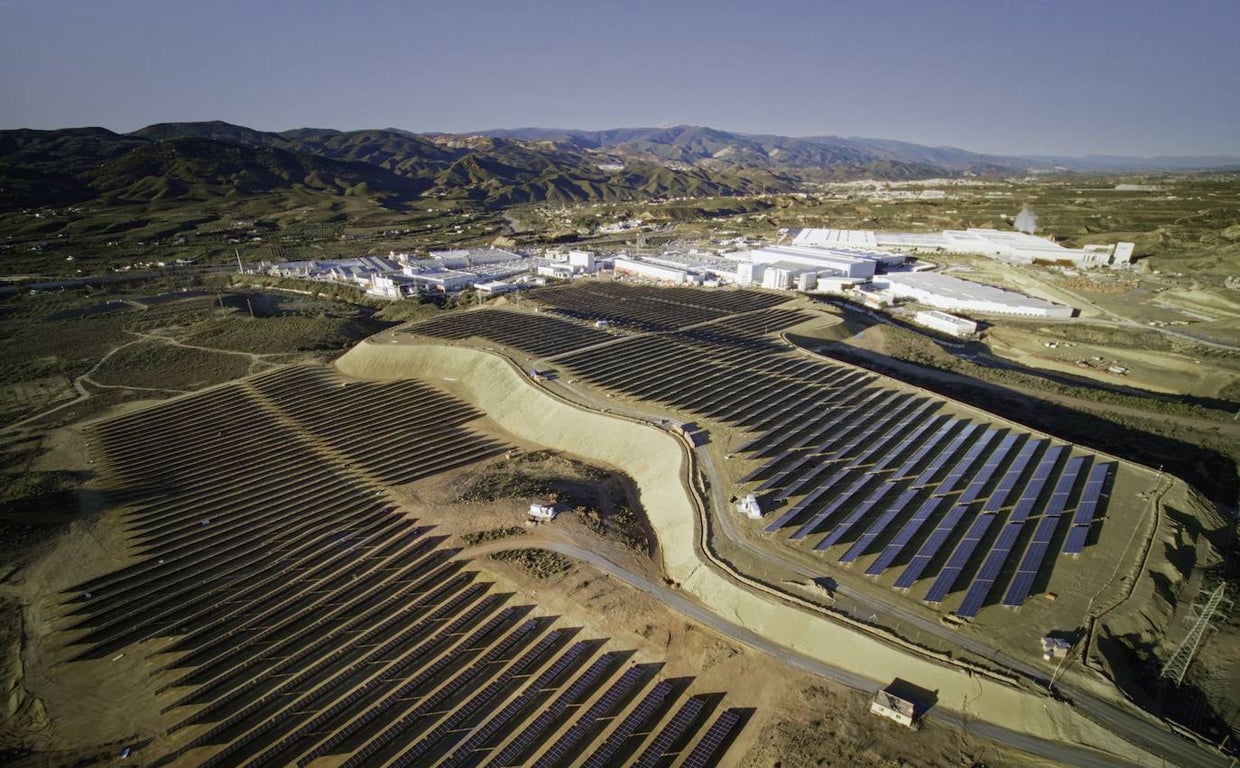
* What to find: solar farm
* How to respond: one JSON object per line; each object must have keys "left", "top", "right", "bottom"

{"left": 407, "top": 282, "right": 1127, "bottom": 622}
{"left": 57, "top": 365, "right": 751, "bottom": 767}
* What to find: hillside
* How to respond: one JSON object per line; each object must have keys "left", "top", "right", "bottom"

{"left": 0, "top": 122, "right": 798, "bottom": 212}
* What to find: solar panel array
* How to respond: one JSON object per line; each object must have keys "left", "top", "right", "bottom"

{"left": 403, "top": 284, "right": 1117, "bottom": 617}
{"left": 64, "top": 365, "right": 752, "bottom": 766}
{"left": 1062, "top": 462, "right": 1115, "bottom": 556}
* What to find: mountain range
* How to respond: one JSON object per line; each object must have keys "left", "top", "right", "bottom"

{"left": 2, "top": 121, "right": 1236, "bottom": 212}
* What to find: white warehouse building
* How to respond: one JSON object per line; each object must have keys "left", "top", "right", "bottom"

{"left": 613, "top": 256, "right": 702, "bottom": 285}
{"left": 913, "top": 310, "right": 979, "bottom": 337}
{"left": 874, "top": 272, "right": 1075, "bottom": 318}
{"left": 787, "top": 228, "right": 1134, "bottom": 268}
{"left": 733, "top": 245, "right": 878, "bottom": 286}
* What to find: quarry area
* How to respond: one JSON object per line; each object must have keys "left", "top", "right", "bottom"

{"left": 2, "top": 175, "right": 1239, "bottom": 768}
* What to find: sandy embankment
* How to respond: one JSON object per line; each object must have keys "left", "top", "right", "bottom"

{"left": 337, "top": 337, "right": 1158, "bottom": 765}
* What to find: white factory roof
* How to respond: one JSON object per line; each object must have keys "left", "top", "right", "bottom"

{"left": 943, "top": 229, "right": 1075, "bottom": 258}
{"left": 743, "top": 245, "right": 875, "bottom": 265}
{"left": 874, "top": 231, "right": 954, "bottom": 249}
{"left": 878, "top": 272, "right": 1065, "bottom": 311}
{"left": 789, "top": 228, "right": 878, "bottom": 249}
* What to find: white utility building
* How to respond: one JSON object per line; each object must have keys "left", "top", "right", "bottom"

{"left": 874, "top": 272, "right": 1074, "bottom": 318}
{"left": 913, "top": 310, "right": 979, "bottom": 337}
{"left": 568, "top": 250, "right": 597, "bottom": 273}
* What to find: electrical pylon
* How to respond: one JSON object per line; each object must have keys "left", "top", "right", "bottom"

{"left": 1160, "top": 583, "right": 1230, "bottom": 685}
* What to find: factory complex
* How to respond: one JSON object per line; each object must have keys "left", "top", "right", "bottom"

{"left": 252, "top": 220, "right": 1106, "bottom": 323}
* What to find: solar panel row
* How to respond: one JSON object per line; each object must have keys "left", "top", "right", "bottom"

{"left": 979, "top": 439, "right": 1043, "bottom": 514}
{"left": 841, "top": 489, "right": 920, "bottom": 564}
{"left": 956, "top": 433, "right": 1022, "bottom": 504}
{"left": 923, "top": 514, "right": 994, "bottom": 603}
{"left": 894, "top": 505, "right": 967, "bottom": 589}
{"left": 815, "top": 482, "right": 898, "bottom": 550}
{"left": 866, "top": 497, "right": 943, "bottom": 576}
{"left": 955, "top": 521, "right": 1027, "bottom": 617}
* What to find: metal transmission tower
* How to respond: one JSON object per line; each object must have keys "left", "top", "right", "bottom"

{"left": 1160, "top": 583, "right": 1230, "bottom": 685}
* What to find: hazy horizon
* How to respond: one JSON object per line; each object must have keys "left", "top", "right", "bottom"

{"left": 3, "top": 0, "right": 1238, "bottom": 157}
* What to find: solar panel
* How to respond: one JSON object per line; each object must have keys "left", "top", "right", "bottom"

{"left": 635, "top": 696, "right": 707, "bottom": 767}
{"left": 753, "top": 389, "right": 888, "bottom": 458}
{"left": 866, "top": 497, "right": 944, "bottom": 576}
{"left": 979, "top": 439, "right": 1043, "bottom": 514}
{"left": 868, "top": 414, "right": 945, "bottom": 474}
{"left": 841, "top": 489, "right": 919, "bottom": 564}
{"left": 534, "top": 667, "right": 646, "bottom": 768}
{"left": 1043, "top": 455, "right": 1087, "bottom": 518}
{"left": 772, "top": 462, "right": 847, "bottom": 500}
{"left": 815, "top": 482, "right": 897, "bottom": 550}
{"left": 936, "top": 429, "right": 1004, "bottom": 496}
{"left": 581, "top": 682, "right": 674, "bottom": 768}
{"left": 679, "top": 709, "right": 744, "bottom": 768}
{"left": 1062, "top": 524, "right": 1091, "bottom": 556}
{"left": 893, "top": 504, "right": 967, "bottom": 589}
{"left": 486, "top": 652, "right": 622, "bottom": 767}
{"left": 790, "top": 474, "right": 876, "bottom": 540}
{"left": 922, "top": 514, "right": 994, "bottom": 603}
{"left": 1002, "top": 514, "right": 1062, "bottom": 607}
{"left": 819, "top": 393, "right": 918, "bottom": 461}
{"left": 839, "top": 400, "right": 939, "bottom": 469}
{"left": 891, "top": 418, "right": 961, "bottom": 479}
{"left": 956, "top": 433, "right": 1021, "bottom": 504}
{"left": 1069, "top": 461, "right": 1112, "bottom": 528}
{"left": 910, "top": 422, "right": 981, "bottom": 486}
{"left": 1004, "top": 444, "right": 1064, "bottom": 522}
{"left": 955, "top": 521, "right": 1026, "bottom": 617}
{"left": 739, "top": 450, "right": 796, "bottom": 484}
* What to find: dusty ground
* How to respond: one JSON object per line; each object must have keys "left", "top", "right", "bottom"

{"left": 982, "top": 325, "right": 1235, "bottom": 401}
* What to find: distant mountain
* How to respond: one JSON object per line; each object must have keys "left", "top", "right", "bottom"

{"left": 86, "top": 136, "right": 431, "bottom": 205}
{"left": 3, "top": 120, "right": 1237, "bottom": 213}
{"left": 480, "top": 125, "right": 1240, "bottom": 175}
{"left": 0, "top": 121, "right": 794, "bottom": 211}
{"left": 480, "top": 125, "right": 958, "bottom": 178}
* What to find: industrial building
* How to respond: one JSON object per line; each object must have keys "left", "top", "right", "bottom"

{"left": 792, "top": 227, "right": 1135, "bottom": 268}
{"left": 475, "top": 280, "right": 520, "bottom": 296}
{"left": 731, "top": 245, "right": 879, "bottom": 288}
{"left": 913, "top": 310, "right": 978, "bottom": 337}
{"left": 872, "top": 272, "right": 1075, "bottom": 318}
{"left": 429, "top": 247, "right": 521, "bottom": 269}
{"left": 613, "top": 256, "right": 703, "bottom": 285}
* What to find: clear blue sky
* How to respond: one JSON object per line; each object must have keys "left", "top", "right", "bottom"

{"left": 2, "top": 0, "right": 1238, "bottom": 156}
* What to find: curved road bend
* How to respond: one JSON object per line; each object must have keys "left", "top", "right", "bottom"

{"left": 539, "top": 374, "right": 1229, "bottom": 768}
{"left": 469, "top": 537, "right": 1148, "bottom": 768}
